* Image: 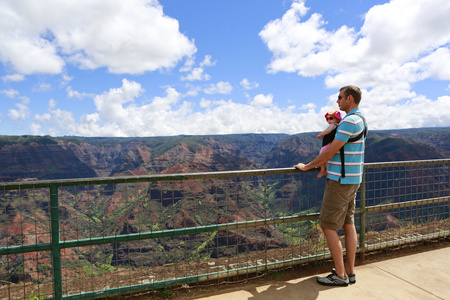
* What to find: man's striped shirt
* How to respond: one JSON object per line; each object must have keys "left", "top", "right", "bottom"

{"left": 327, "top": 108, "right": 366, "bottom": 184}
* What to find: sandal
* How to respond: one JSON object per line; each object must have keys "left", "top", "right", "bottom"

{"left": 317, "top": 272, "right": 349, "bottom": 286}
{"left": 332, "top": 268, "right": 356, "bottom": 284}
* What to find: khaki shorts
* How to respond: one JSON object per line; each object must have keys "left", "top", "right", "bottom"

{"left": 319, "top": 179, "right": 360, "bottom": 230}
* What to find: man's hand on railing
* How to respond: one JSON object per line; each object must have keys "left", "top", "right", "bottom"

{"left": 293, "top": 163, "right": 307, "bottom": 171}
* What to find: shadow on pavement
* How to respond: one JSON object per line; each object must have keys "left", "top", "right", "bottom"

{"left": 247, "top": 276, "right": 334, "bottom": 300}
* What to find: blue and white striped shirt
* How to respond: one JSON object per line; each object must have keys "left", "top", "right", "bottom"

{"left": 327, "top": 108, "right": 366, "bottom": 184}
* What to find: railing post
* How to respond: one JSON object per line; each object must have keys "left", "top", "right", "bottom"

{"left": 359, "top": 170, "right": 366, "bottom": 260}
{"left": 50, "top": 184, "right": 63, "bottom": 300}
{"left": 263, "top": 176, "right": 268, "bottom": 274}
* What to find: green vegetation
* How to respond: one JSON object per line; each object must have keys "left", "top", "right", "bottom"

{"left": 81, "top": 257, "right": 116, "bottom": 276}
{"left": 266, "top": 268, "right": 286, "bottom": 280}
{"left": 158, "top": 288, "right": 174, "bottom": 299}
{"left": 36, "top": 132, "right": 288, "bottom": 159}
{"left": 29, "top": 291, "right": 46, "bottom": 300}
{"left": 64, "top": 252, "right": 116, "bottom": 278}
{"left": 0, "top": 135, "right": 58, "bottom": 147}
{"left": 189, "top": 232, "right": 217, "bottom": 261}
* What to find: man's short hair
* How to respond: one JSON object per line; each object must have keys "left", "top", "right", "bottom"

{"left": 340, "top": 85, "right": 362, "bottom": 104}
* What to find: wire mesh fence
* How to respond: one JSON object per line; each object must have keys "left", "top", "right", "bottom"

{"left": 362, "top": 161, "right": 450, "bottom": 251}
{"left": 0, "top": 160, "right": 449, "bottom": 299}
{"left": 0, "top": 187, "right": 54, "bottom": 299}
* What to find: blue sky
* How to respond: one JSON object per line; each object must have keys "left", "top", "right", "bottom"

{"left": 1, "top": 0, "right": 450, "bottom": 137}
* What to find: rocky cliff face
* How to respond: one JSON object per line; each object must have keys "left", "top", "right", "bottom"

{"left": 264, "top": 129, "right": 450, "bottom": 169}
{"left": 65, "top": 142, "right": 122, "bottom": 177}
{"left": 263, "top": 133, "right": 320, "bottom": 168}
{"left": 1, "top": 129, "right": 450, "bottom": 182}
{"left": 0, "top": 142, "right": 98, "bottom": 181}
{"left": 0, "top": 136, "right": 270, "bottom": 182}
{"left": 364, "top": 133, "right": 450, "bottom": 162}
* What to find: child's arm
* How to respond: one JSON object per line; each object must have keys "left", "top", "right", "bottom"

{"left": 316, "top": 124, "right": 336, "bottom": 139}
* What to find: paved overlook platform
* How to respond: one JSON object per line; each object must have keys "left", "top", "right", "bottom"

{"left": 185, "top": 244, "right": 450, "bottom": 300}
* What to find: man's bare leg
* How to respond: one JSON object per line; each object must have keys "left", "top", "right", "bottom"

{"left": 343, "top": 223, "right": 357, "bottom": 274}
{"left": 321, "top": 226, "right": 346, "bottom": 278}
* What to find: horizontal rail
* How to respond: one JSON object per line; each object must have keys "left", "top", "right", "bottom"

{"left": 365, "top": 230, "right": 450, "bottom": 251}
{"left": 364, "top": 158, "right": 450, "bottom": 168}
{"left": 0, "top": 167, "right": 303, "bottom": 190}
{"left": 364, "top": 196, "right": 450, "bottom": 213}
{"left": 2, "top": 159, "right": 448, "bottom": 191}
{"left": 354, "top": 196, "right": 450, "bottom": 214}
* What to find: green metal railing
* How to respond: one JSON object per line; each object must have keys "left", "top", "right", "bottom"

{"left": 1, "top": 159, "right": 449, "bottom": 299}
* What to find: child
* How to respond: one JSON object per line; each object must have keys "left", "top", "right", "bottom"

{"left": 315, "top": 109, "right": 342, "bottom": 178}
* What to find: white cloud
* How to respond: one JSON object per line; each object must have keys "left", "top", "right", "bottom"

{"left": 199, "top": 98, "right": 212, "bottom": 108}
{"left": 147, "top": 87, "right": 180, "bottom": 111}
{"left": 259, "top": 0, "right": 330, "bottom": 75}
{"left": 33, "top": 79, "right": 184, "bottom": 136}
{"left": 184, "top": 86, "right": 202, "bottom": 97}
{"left": 1, "top": 89, "right": 19, "bottom": 99}
{"left": 251, "top": 94, "right": 273, "bottom": 107}
{"left": 257, "top": 0, "right": 450, "bottom": 133}
{"left": 180, "top": 55, "right": 215, "bottom": 81}
{"left": 48, "top": 99, "right": 57, "bottom": 109}
{"left": 0, "top": 0, "right": 196, "bottom": 75}
{"left": 200, "top": 55, "right": 216, "bottom": 67}
{"left": 60, "top": 74, "right": 73, "bottom": 86}
{"left": 299, "top": 103, "right": 316, "bottom": 110}
{"left": 34, "top": 107, "right": 76, "bottom": 136}
{"left": 362, "top": 94, "right": 450, "bottom": 130}
{"left": 27, "top": 78, "right": 450, "bottom": 137}
{"left": 185, "top": 100, "right": 319, "bottom": 135}
{"left": 260, "top": 0, "right": 450, "bottom": 89}
{"left": 30, "top": 79, "right": 314, "bottom": 136}
{"left": 34, "top": 113, "right": 52, "bottom": 122}
{"left": 181, "top": 67, "right": 211, "bottom": 81}
{"left": 33, "top": 83, "right": 52, "bottom": 93}
{"left": 66, "top": 86, "right": 93, "bottom": 99}
{"left": 92, "top": 79, "right": 144, "bottom": 126}
{"left": 2, "top": 74, "right": 25, "bottom": 82}
{"left": 8, "top": 97, "right": 31, "bottom": 121}
{"left": 83, "top": 80, "right": 182, "bottom": 136}
{"left": 240, "top": 78, "right": 259, "bottom": 90}
{"left": 361, "top": 0, "right": 450, "bottom": 63}
{"left": 418, "top": 48, "right": 450, "bottom": 80}
{"left": 29, "top": 123, "right": 44, "bottom": 136}
{"left": 204, "top": 81, "right": 233, "bottom": 94}
{"left": 179, "top": 58, "right": 195, "bottom": 72}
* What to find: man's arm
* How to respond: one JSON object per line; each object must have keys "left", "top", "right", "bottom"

{"left": 294, "top": 139, "right": 345, "bottom": 171}
{"left": 317, "top": 123, "right": 336, "bottom": 138}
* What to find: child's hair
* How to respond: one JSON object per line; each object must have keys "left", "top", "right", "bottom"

{"left": 325, "top": 109, "right": 342, "bottom": 122}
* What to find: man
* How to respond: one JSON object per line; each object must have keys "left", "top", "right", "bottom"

{"left": 294, "top": 85, "right": 366, "bottom": 286}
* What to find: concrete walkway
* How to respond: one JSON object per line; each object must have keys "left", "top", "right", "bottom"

{"left": 192, "top": 246, "right": 450, "bottom": 300}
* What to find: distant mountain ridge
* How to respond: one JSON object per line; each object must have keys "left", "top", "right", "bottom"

{"left": 1, "top": 128, "right": 449, "bottom": 182}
